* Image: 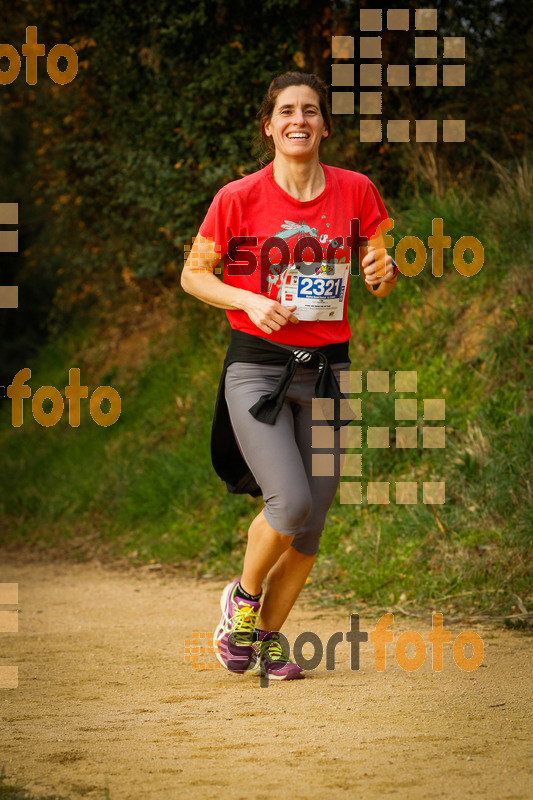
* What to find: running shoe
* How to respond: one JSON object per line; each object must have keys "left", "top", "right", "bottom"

{"left": 214, "top": 581, "right": 260, "bottom": 673}
{"left": 249, "top": 630, "right": 305, "bottom": 680}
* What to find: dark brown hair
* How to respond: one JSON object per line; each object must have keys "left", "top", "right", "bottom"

{"left": 255, "top": 72, "right": 333, "bottom": 163}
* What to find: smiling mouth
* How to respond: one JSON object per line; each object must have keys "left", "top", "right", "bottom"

{"left": 286, "top": 133, "right": 310, "bottom": 140}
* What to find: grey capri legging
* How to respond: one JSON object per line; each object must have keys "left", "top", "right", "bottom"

{"left": 224, "top": 359, "right": 351, "bottom": 556}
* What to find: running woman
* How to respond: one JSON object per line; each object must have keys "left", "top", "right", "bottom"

{"left": 181, "top": 72, "right": 397, "bottom": 680}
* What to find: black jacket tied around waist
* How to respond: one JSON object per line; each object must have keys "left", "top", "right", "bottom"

{"left": 210, "top": 330, "right": 352, "bottom": 497}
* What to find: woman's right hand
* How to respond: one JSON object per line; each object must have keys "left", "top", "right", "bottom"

{"left": 242, "top": 293, "right": 299, "bottom": 335}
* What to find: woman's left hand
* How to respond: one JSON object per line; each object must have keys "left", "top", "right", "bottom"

{"left": 362, "top": 246, "right": 396, "bottom": 285}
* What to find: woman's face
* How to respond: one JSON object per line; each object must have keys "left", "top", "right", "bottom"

{"left": 264, "top": 85, "right": 327, "bottom": 159}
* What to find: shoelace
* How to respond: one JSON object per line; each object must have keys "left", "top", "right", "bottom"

{"left": 230, "top": 604, "right": 258, "bottom": 644}
{"left": 257, "top": 636, "right": 291, "bottom": 664}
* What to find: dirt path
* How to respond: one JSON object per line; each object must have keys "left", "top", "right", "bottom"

{"left": 0, "top": 551, "right": 532, "bottom": 800}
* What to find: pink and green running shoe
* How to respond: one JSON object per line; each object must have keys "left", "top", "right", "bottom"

{"left": 249, "top": 630, "right": 305, "bottom": 680}
{"left": 214, "top": 581, "right": 260, "bottom": 673}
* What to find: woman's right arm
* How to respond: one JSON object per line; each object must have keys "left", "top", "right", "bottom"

{"left": 180, "top": 235, "right": 299, "bottom": 335}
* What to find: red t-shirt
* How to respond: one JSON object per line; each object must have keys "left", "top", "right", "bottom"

{"left": 198, "top": 161, "right": 389, "bottom": 347}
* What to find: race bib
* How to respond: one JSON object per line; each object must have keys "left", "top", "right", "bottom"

{"left": 280, "top": 261, "right": 349, "bottom": 321}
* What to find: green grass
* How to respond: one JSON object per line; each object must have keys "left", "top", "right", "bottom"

{"left": 1, "top": 164, "right": 531, "bottom": 619}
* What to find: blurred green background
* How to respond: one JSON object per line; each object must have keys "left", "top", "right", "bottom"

{"left": 0, "top": 0, "right": 531, "bottom": 620}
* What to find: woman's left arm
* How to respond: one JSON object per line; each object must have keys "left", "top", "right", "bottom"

{"left": 361, "top": 245, "right": 397, "bottom": 298}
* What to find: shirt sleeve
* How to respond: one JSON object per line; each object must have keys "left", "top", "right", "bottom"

{"left": 360, "top": 179, "right": 391, "bottom": 242}
{"left": 198, "top": 187, "right": 242, "bottom": 258}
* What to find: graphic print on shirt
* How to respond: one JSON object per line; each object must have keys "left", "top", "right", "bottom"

{"left": 265, "top": 220, "right": 318, "bottom": 299}
{"left": 266, "top": 217, "right": 349, "bottom": 322}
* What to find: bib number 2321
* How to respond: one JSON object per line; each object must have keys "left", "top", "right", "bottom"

{"left": 280, "top": 261, "right": 349, "bottom": 321}
{"left": 297, "top": 276, "right": 343, "bottom": 298}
